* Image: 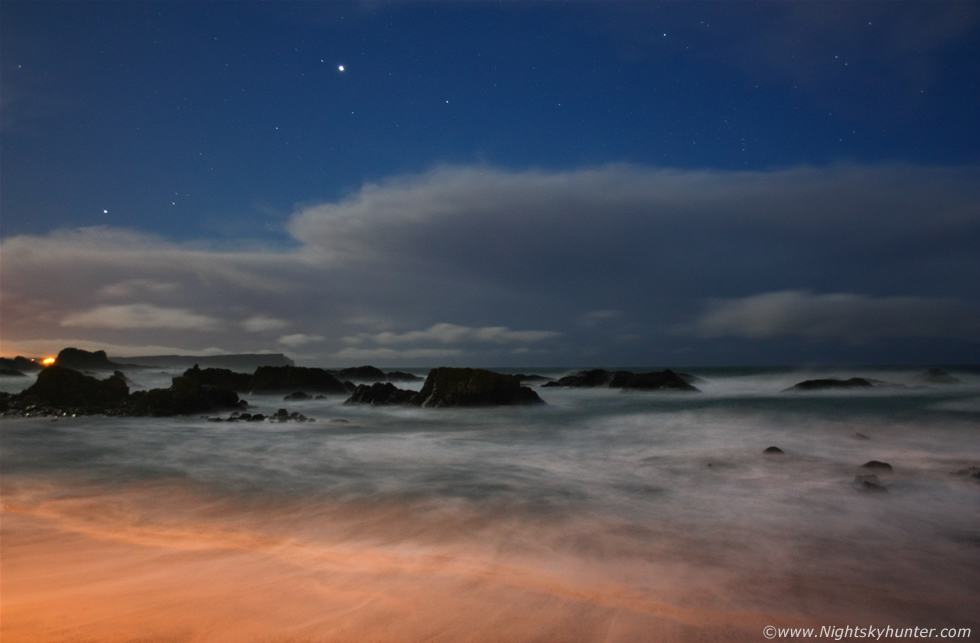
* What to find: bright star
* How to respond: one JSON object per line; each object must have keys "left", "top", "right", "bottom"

{"left": 338, "top": 65, "right": 345, "bottom": 72}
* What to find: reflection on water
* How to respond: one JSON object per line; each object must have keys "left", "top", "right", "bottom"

{"left": 2, "top": 369, "right": 979, "bottom": 641}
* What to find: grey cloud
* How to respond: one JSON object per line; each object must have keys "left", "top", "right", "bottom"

{"left": 693, "top": 290, "right": 980, "bottom": 342}
{"left": 3, "top": 164, "right": 979, "bottom": 363}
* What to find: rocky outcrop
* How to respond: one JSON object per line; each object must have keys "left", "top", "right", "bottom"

{"left": 343, "top": 367, "right": 544, "bottom": 407}
{"left": 179, "top": 365, "right": 254, "bottom": 392}
{"left": 542, "top": 369, "right": 616, "bottom": 388}
{"left": 2, "top": 366, "right": 243, "bottom": 417}
{"left": 0, "top": 356, "right": 42, "bottom": 373}
{"left": 608, "top": 369, "right": 699, "bottom": 391}
{"left": 54, "top": 347, "right": 131, "bottom": 371}
{"left": 345, "top": 382, "right": 417, "bottom": 406}
{"left": 249, "top": 365, "right": 348, "bottom": 394}
{"left": 543, "top": 368, "right": 699, "bottom": 392}
{"left": 413, "top": 368, "right": 544, "bottom": 407}
{"left": 127, "top": 374, "right": 243, "bottom": 416}
{"left": 333, "top": 365, "right": 388, "bottom": 381}
{"left": 784, "top": 377, "right": 874, "bottom": 391}
{"left": 386, "top": 371, "right": 424, "bottom": 382}
{"left": 15, "top": 365, "right": 130, "bottom": 413}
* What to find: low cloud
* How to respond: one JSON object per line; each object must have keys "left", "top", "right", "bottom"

{"left": 278, "top": 333, "right": 325, "bottom": 347}
{"left": 242, "top": 316, "right": 290, "bottom": 332}
{"left": 343, "top": 323, "right": 561, "bottom": 346}
{"left": 333, "top": 347, "right": 465, "bottom": 362}
{"left": 61, "top": 304, "right": 223, "bottom": 331}
{"left": 693, "top": 290, "right": 980, "bottom": 342}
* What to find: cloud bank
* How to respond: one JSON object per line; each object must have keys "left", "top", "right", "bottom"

{"left": 2, "top": 164, "right": 979, "bottom": 364}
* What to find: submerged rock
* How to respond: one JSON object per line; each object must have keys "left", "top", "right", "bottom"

{"left": 763, "top": 446, "right": 785, "bottom": 455}
{"left": 784, "top": 378, "right": 874, "bottom": 391}
{"left": 854, "top": 474, "right": 887, "bottom": 492}
{"left": 284, "top": 391, "right": 311, "bottom": 400}
{"left": 915, "top": 368, "right": 963, "bottom": 385}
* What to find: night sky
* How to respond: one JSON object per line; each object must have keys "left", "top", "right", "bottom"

{"left": 2, "top": 1, "right": 979, "bottom": 366}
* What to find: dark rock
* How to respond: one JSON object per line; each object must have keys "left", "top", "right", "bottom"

{"left": 542, "top": 369, "right": 616, "bottom": 388}
{"left": 609, "top": 369, "right": 700, "bottom": 392}
{"left": 915, "top": 368, "right": 963, "bottom": 385}
{"left": 0, "top": 369, "right": 28, "bottom": 377}
{"left": 412, "top": 367, "right": 544, "bottom": 407}
{"left": 544, "top": 368, "right": 699, "bottom": 392}
{"left": 249, "top": 365, "right": 348, "bottom": 394}
{"left": 17, "top": 366, "right": 129, "bottom": 412}
{"left": 861, "top": 460, "right": 893, "bottom": 470}
{"left": 126, "top": 374, "right": 242, "bottom": 416}
{"left": 314, "top": 395, "right": 327, "bottom": 400}
{"left": 513, "top": 374, "right": 555, "bottom": 383}
{"left": 284, "top": 391, "right": 311, "bottom": 400}
{"left": 345, "top": 382, "right": 417, "bottom": 406}
{"left": 784, "top": 378, "right": 874, "bottom": 391}
{"left": 763, "top": 446, "right": 785, "bottom": 454}
{"left": 333, "top": 365, "right": 388, "bottom": 381}
{"left": 247, "top": 413, "right": 265, "bottom": 421}
{"left": 180, "top": 365, "right": 253, "bottom": 391}
{"left": 0, "top": 356, "right": 43, "bottom": 372}
{"left": 386, "top": 371, "right": 423, "bottom": 382}
{"left": 54, "top": 347, "right": 130, "bottom": 371}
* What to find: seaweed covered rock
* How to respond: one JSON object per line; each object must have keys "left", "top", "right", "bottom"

{"left": 345, "top": 382, "right": 417, "bottom": 406}
{"left": 413, "top": 367, "right": 543, "bottom": 407}
{"left": 249, "top": 365, "right": 348, "bottom": 394}
{"left": 17, "top": 365, "right": 129, "bottom": 412}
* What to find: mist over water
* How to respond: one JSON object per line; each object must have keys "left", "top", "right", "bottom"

{"left": 2, "top": 366, "right": 979, "bottom": 641}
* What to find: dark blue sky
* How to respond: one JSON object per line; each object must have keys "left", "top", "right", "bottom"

{"left": 2, "top": 2, "right": 979, "bottom": 365}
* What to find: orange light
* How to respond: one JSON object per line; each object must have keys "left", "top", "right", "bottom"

{"left": 42, "top": 357, "right": 56, "bottom": 366}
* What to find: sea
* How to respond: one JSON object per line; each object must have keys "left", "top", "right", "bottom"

{"left": 2, "top": 365, "right": 978, "bottom": 642}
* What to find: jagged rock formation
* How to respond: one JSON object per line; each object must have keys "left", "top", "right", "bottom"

{"left": 344, "top": 367, "right": 544, "bottom": 407}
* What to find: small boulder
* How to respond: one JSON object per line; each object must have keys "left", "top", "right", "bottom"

{"left": 284, "top": 391, "right": 310, "bottom": 401}
{"left": 784, "top": 378, "right": 874, "bottom": 392}
{"left": 861, "top": 460, "right": 893, "bottom": 470}
{"left": 763, "top": 446, "right": 785, "bottom": 455}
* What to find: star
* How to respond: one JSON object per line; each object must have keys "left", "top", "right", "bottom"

{"left": 338, "top": 65, "right": 345, "bottom": 72}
